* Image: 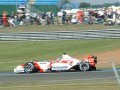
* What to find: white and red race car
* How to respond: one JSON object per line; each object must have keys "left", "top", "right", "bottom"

{"left": 14, "top": 53, "right": 97, "bottom": 73}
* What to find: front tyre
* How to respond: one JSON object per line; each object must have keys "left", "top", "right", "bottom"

{"left": 24, "top": 62, "right": 35, "bottom": 73}
{"left": 79, "top": 62, "right": 90, "bottom": 71}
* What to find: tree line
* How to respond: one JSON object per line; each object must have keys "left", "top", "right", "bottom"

{"left": 79, "top": 2, "right": 120, "bottom": 8}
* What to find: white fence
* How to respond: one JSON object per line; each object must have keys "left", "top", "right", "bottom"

{"left": 0, "top": 29, "right": 120, "bottom": 41}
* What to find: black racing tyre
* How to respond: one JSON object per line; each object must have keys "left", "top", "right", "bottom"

{"left": 51, "top": 70, "right": 57, "bottom": 72}
{"left": 24, "top": 62, "right": 35, "bottom": 73}
{"left": 79, "top": 62, "right": 90, "bottom": 71}
{"left": 91, "top": 66, "right": 96, "bottom": 71}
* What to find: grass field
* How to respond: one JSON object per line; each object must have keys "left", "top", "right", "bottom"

{"left": 0, "top": 24, "right": 120, "bottom": 33}
{"left": 0, "top": 80, "right": 120, "bottom": 90}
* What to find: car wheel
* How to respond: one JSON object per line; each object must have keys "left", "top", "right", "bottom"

{"left": 91, "top": 66, "right": 96, "bottom": 71}
{"left": 79, "top": 62, "right": 90, "bottom": 71}
{"left": 24, "top": 62, "right": 35, "bottom": 73}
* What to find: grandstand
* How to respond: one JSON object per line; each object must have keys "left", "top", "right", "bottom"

{"left": 0, "top": 0, "right": 61, "bottom": 15}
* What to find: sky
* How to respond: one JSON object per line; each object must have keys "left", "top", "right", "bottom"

{"left": 70, "top": 0, "right": 120, "bottom": 5}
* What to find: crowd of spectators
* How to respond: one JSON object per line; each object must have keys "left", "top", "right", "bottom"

{"left": 0, "top": 6, "right": 120, "bottom": 27}
{"left": 57, "top": 7, "right": 120, "bottom": 26}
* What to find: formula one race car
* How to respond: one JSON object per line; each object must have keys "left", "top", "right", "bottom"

{"left": 14, "top": 53, "right": 97, "bottom": 73}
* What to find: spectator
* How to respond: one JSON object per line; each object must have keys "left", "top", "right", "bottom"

{"left": 10, "top": 12, "right": 15, "bottom": 19}
{"left": 8, "top": 17, "right": 15, "bottom": 27}
{"left": 62, "top": 10, "right": 66, "bottom": 24}
{"left": 25, "top": 10, "right": 31, "bottom": 25}
{"left": 14, "top": 14, "right": 19, "bottom": 26}
{"left": 0, "top": 17, "right": 3, "bottom": 26}
{"left": 48, "top": 11, "right": 54, "bottom": 24}
{"left": 45, "top": 14, "right": 50, "bottom": 25}
{"left": 40, "top": 12, "right": 46, "bottom": 25}
{"left": 2, "top": 11, "right": 8, "bottom": 27}
{"left": 57, "top": 9, "right": 63, "bottom": 25}
{"left": 76, "top": 11, "right": 84, "bottom": 24}
{"left": 71, "top": 15, "right": 78, "bottom": 24}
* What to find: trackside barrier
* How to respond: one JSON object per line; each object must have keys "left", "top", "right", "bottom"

{"left": 0, "top": 29, "right": 120, "bottom": 41}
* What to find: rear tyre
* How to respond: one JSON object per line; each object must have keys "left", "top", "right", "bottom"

{"left": 79, "top": 62, "right": 90, "bottom": 71}
{"left": 24, "top": 62, "right": 35, "bottom": 73}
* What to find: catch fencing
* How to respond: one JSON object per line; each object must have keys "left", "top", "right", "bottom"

{"left": 0, "top": 29, "right": 120, "bottom": 41}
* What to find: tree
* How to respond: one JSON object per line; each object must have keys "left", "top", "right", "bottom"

{"left": 79, "top": 2, "right": 91, "bottom": 8}
{"left": 103, "top": 3, "right": 112, "bottom": 7}
{"left": 113, "top": 2, "right": 120, "bottom": 6}
{"left": 57, "top": 0, "right": 70, "bottom": 9}
{"left": 92, "top": 4, "right": 103, "bottom": 8}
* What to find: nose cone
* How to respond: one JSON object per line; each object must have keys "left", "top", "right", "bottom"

{"left": 14, "top": 65, "right": 24, "bottom": 73}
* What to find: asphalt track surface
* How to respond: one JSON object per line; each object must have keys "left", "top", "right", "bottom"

{"left": 0, "top": 69, "right": 120, "bottom": 84}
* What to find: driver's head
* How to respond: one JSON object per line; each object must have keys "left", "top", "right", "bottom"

{"left": 63, "top": 52, "right": 67, "bottom": 55}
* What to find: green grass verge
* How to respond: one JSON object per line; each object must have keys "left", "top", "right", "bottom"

{"left": 0, "top": 39, "right": 120, "bottom": 72}
{"left": 0, "top": 24, "right": 119, "bottom": 33}
{"left": 0, "top": 39, "right": 120, "bottom": 61}
{"left": 0, "top": 80, "right": 119, "bottom": 90}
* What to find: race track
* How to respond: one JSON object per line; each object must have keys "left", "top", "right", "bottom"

{"left": 0, "top": 69, "right": 120, "bottom": 84}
